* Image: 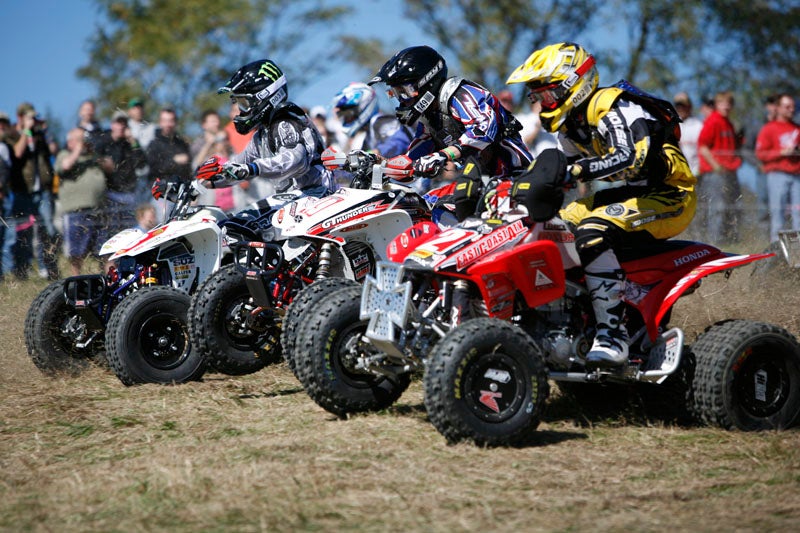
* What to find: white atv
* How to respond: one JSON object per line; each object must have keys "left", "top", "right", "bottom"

{"left": 23, "top": 179, "right": 281, "bottom": 385}
{"left": 188, "top": 149, "right": 454, "bottom": 376}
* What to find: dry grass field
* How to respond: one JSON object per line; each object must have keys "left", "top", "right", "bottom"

{"left": 2, "top": 252, "right": 800, "bottom": 532}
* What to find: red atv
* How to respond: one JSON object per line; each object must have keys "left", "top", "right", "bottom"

{"left": 292, "top": 153, "right": 800, "bottom": 445}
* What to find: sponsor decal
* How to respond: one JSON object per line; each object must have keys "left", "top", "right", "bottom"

{"left": 479, "top": 390, "right": 502, "bottom": 413}
{"left": 605, "top": 204, "right": 625, "bottom": 217}
{"left": 673, "top": 248, "right": 711, "bottom": 267}
{"left": 454, "top": 220, "right": 526, "bottom": 270}
{"left": 321, "top": 201, "right": 382, "bottom": 229}
{"left": 400, "top": 233, "right": 409, "bottom": 248}
{"left": 409, "top": 249, "right": 433, "bottom": 259}
{"left": 484, "top": 368, "right": 511, "bottom": 383}
{"left": 539, "top": 231, "right": 575, "bottom": 243}
{"left": 277, "top": 208, "right": 284, "bottom": 224}
{"left": 534, "top": 269, "right": 554, "bottom": 287}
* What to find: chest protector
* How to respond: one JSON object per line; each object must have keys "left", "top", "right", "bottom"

{"left": 584, "top": 80, "right": 690, "bottom": 188}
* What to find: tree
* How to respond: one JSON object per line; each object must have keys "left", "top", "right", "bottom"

{"left": 78, "top": 0, "right": 349, "bottom": 125}
{"left": 337, "top": 0, "right": 601, "bottom": 101}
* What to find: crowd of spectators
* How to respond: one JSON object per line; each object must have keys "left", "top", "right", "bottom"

{"left": 0, "top": 87, "right": 798, "bottom": 281}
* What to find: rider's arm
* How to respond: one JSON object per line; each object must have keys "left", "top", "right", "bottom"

{"left": 406, "top": 122, "right": 434, "bottom": 160}
{"left": 572, "top": 100, "right": 652, "bottom": 183}
{"left": 229, "top": 122, "right": 311, "bottom": 181}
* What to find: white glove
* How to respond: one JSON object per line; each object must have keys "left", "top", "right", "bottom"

{"left": 413, "top": 152, "right": 448, "bottom": 176}
{"left": 223, "top": 162, "right": 253, "bottom": 180}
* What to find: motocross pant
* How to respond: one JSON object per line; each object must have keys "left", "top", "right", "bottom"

{"left": 560, "top": 184, "right": 696, "bottom": 267}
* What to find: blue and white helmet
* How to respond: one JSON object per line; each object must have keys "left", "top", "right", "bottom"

{"left": 333, "top": 82, "right": 379, "bottom": 137}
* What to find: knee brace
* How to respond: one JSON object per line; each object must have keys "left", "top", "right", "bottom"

{"left": 574, "top": 219, "right": 622, "bottom": 267}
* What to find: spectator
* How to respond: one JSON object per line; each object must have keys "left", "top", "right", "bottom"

{"left": 224, "top": 102, "right": 255, "bottom": 155}
{"left": 191, "top": 109, "right": 239, "bottom": 210}
{"left": 516, "top": 99, "right": 558, "bottom": 157}
{"left": 9, "top": 102, "right": 59, "bottom": 280}
{"left": 496, "top": 90, "right": 515, "bottom": 111}
{"left": 146, "top": 107, "right": 192, "bottom": 186}
{"left": 755, "top": 93, "right": 800, "bottom": 244}
{"left": 697, "top": 91, "right": 743, "bottom": 245}
{"left": 97, "top": 110, "right": 148, "bottom": 240}
{"left": 134, "top": 203, "right": 157, "bottom": 233}
{"left": 77, "top": 99, "right": 106, "bottom": 149}
{"left": 191, "top": 110, "right": 229, "bottom": 168}
{"left": 126, "top": 97, "right": 156, "bottom": 149}
{"left": 55, "top": 128, "right": 106, "bottom": 276}
{"left": 674, "top": 92, "right": 704, "bottom": 177}
{"left": 309, "top": 105, "right": 341, "bottom": 150}
{"left": 752, "top": 95, "right": 780, "bottom": 225}
{"left": 0, "top": 111, "right": 15, "bottom": 280}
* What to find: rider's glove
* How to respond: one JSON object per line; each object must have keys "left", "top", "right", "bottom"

{"left": 413, "top": 151, "right": 448, "bottom": 176}
{"left": 195, "top": 155, "right": 223, "bottom": 184}
{"left": 151, "top": 177, "right": 169, "bottom": 200}
{"left": 563, "top": 162, "right": 584, "bottom": 189}
{"left": 224, "top": 162, "right": 256, "bottom": 181}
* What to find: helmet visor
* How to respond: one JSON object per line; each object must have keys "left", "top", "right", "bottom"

{"left": 387, "top": 83, "right": 418, "bottom": 103}
{"left": 231, "top": 94, "right": 257, "bottom": 114}
{"left": 526, "top": 83, "right": 568, "bottom": 110}
{"left": 335, "top": 106, "right": 359, "bottom": 126}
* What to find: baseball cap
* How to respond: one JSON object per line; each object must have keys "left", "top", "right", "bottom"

{"left": 128, "top": 97, "right": 144, "bottom": 109}
{"left": 0, "top": 111, "right": 10, "bottom": 123}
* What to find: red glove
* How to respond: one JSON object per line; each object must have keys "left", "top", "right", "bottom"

{"left": 195, "top": 155, "right": 223, "bottom": 184}
{"left": 151, "top": 177, "right": 169, "bottom": 200}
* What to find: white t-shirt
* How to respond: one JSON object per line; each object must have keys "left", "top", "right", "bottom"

{"left": 679, "top": 115, "right": 704, "bottom": 176}
{"left": 517, "top": 111, "right": 558, "bottom": 157}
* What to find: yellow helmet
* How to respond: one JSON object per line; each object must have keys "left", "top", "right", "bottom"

{"left": 506, "top": 42, "right": 599, "bottom": 132}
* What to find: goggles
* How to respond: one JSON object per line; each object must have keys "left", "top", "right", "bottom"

{"left": 231, "top": 94, "right": 257, "bottom": 114}
{"left": 526, "top": 83, "right": 568, "bottom": 110}
{"left": 335, "top": 106, "right": 359, "bottom": 125}
{"left": 387, "top": 83, "right": 418, "bottom": 103}
{"left": 525, "top": 55, "right": 596, "bottom": 111}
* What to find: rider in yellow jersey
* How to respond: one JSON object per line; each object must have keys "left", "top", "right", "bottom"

{"left": 507, "top": 42, "right": 696, "bottom": 367}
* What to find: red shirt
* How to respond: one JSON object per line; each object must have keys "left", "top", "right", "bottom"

{"left": 225, "top": 122, "right": 255, "bottom": 155}
{"left": 755, "top": 120, "right": 800, "bottom": 175}
{"left": 698, "top": 110, "right": 742, "bottom": 173}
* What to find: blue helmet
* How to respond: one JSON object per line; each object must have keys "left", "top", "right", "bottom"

{"left": 332, "top": 82, "right": 379, "bottom": 137}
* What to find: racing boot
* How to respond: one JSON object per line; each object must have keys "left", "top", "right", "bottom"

{"left": 585, "top": 271, "right": 629, "bottom": 368}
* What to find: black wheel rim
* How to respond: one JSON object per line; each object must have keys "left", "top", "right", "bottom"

{"left": 330, "top": 322, "right": 380, "bottom": 389}
{"left": 732, "top": 344, "right": 791, "bottom": 418}
{"left": 51, "top": 308, "right": 93, "bottom": 357}
{"left": 222, "top": 296, "right": 271, "bottom": 351}
{"left": 461, "top": 352, "right": 528, "bottom": 423}
{"left": 139, "top": 313, "right": 189, "bottom": 370}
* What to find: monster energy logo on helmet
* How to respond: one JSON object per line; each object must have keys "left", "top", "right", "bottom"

{"left": 259, "top": 61, "right": 282, "bottom": 82}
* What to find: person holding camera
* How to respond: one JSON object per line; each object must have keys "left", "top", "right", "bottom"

{"left": 97, "top": 110, "right": 148, "bottom": 242}
{"left": 755, "top": 93, "right": 800, "bottom": 244}
{"left": 55, "top": 128, "right": 107, "bottom": 276}
{"left": 8, "top": 102, "right": 59, "bottom": 280}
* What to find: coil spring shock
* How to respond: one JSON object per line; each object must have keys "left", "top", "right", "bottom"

{"left": 451, "top": 279, "right": 470, "bottom": 328}
{"left": 315, "top": 243, "right": 333, "bottom": 281}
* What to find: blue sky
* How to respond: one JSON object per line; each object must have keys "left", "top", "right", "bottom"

{"left": 0, "top": 0, "right": 430, "bottom": 137}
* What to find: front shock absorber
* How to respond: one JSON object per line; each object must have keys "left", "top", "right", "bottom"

{"left": 315, "top": 243, "right": 333, "bottom": 281}
{"left": 451, "top": 279, "right": 470, "bottom": 328}
{"left": 142, "top": 264, "right": 159, "bottom": 286}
